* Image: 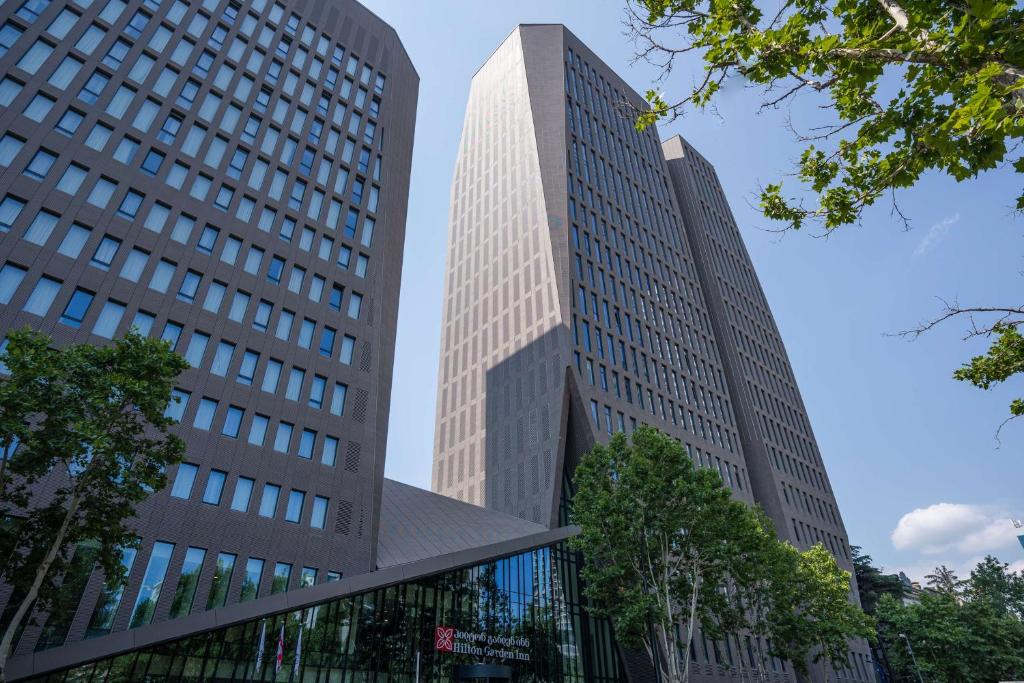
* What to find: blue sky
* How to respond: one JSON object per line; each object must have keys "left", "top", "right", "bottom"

{"left": 363, "top": 0, "right": 1024, "bottom": 581}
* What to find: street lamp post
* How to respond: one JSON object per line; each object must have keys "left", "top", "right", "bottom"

{"left": 898, "top": 633, "right": 925, "bottom": 683}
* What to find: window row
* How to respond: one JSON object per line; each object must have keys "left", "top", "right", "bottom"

{"left": 169, "top": 463, "right": 331, "bottom": 528}
{"left": 165, "top": 389, "right": 348, "bottom": 457}
{"left": 87, "top": 535, "right": 340, "bottom": 639}
{"left": 0, "top": 261, "right": 364, "bottom": 366}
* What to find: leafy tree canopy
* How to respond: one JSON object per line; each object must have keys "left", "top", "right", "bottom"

{"left": 0, "top": 328, "right": 187, "bottom": 679}
{"left": 851, "top": 545, "right": 906, "bottom": 614}
{"left": 630, "top": 0, "right": 1024, "bottom": 431}
{"left": 633, "top": 0, "right": 1023, "bottom": 225}
{"left": 876, "top": 555, "right": 1024, "bottom": 682}
{"left": 570, "top": 426, "right": 873, "bottom": 681}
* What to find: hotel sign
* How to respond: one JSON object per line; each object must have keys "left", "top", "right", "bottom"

{"left": 434, "top": 626, "right": 531, "bottom": 661}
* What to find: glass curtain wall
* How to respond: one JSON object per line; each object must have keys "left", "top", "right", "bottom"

{"left": 28, "top": 540, "right": 625, "bottom": 682}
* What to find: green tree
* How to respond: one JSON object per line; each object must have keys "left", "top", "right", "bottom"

{"left": 851, "top": 545, "right": 906, "bottom": 614}
{"left": 0, "top": 328, "right": 187, "bottom": 680}
{"left": 570, "top": 427, "right": 757, "bottom": 681}
{"left": 876, "top": 557, "right": 1024, "bottom": 682}
{"left": 629, "top": 0, "right": 1024, "bottom": 429}
{"left": 791, "top": 545, "right": 876, "bottom": 681}
{"left": 570, "top": 426, "right": 873, "bottom": 681}
{"left": 924, "top": 564, "right": 962, "bottom": 596}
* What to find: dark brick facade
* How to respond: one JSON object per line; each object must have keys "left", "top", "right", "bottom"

{"left": 0, "top": 0, "right": 416, "bottom": 655}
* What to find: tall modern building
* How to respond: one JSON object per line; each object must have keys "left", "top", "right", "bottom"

{"left": 0, "top": 0, "right": 416, "bottom": 657}
{"left": 433, "top": 24, "right": 874, "bottom": 681}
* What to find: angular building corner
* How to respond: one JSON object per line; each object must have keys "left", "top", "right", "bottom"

{"left": 432, "top": 23, "right": 874, "bottom": 681}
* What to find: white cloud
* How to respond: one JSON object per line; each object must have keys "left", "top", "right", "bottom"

{"left": 891, "top": 502, "right": 1020, "bottom": 556}
{"left": 913, "top": 212, "right": 960, "bottom": 256}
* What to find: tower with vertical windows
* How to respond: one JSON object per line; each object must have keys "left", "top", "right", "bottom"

{"left": 0, "top": 0, "right": 416, "bottom": 656}
{"left": 432, "top": 24, "right": 873, "bottom": 681}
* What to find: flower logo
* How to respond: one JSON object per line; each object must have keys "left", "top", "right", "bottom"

{"left": 435, "top": 626, "right": 455, "bottom": 652}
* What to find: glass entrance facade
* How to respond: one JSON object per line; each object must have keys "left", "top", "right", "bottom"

{"left": 27, "top": 541, "right": 625, "bottom": 682}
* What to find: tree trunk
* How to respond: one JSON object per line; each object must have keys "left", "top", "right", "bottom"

{"left": 682, "top": 565, "right": 700, "bottom": 683}
{"left": 0, "top": 436, "right": 11, "bottom": 507}
{"left": 0, "top": 491, "right": 81, "bottom": 682}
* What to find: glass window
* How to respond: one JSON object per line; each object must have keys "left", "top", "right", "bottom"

{"left": 0, "top": 195, "right": 25, "bottom": 231}
{"left": 231, "top": 476, "right": 255, "bottom": 514}
{"left": 24, "top": 276, "right": 61, "bottom": 317}
{"left": 203, "top": 281, "right": 226, "bottom": 312}
{"left": 170, "top": 463, "right": 198, "bottom": 499}
{"left": 46, "top": 8, "right": 79, "bottom": 38}
{"left": 311, "top": 496, "right": 328, "bottom": 529}
{"left": 0, "top": 78, "right": 23, "bottom": 107}
{"left": 57, "top": 224, "right": 90, "bottom": 258}
{"left": 59, "top": 288, "right": 94, "bottom": 328}
{"left": 56, "top": 109, "right": 85, "bottom": 136}
{"left": 285, "top": 490, "right": 304, "bottom": 523}
{"left": 319, "top": 327, "right": 335, "bottom": 358}
{"left": 222, "top": 405, "right": 243, "bottom": 437}
{"left": 193, "top": 397, "right": 218, "bottom": 430}
{"left": 129, "top": 540, "right": 175, "bottom": 628}
{"left": 56, "top": 163, "right": 88, "bottom": 195}
{"left": 177, "top": 270, "right": 201, "bottom": 302}
{"left": 228, "top": 290, "right": 250, "bottom": 322}
{"left": 205, "top": 552, "right": 236, "bottom": 610}
{"left": 299, "top": 566, "right": 316, "bottom": 587}
{"left": 149, "top": 259, "right": 175, "bottom": 293}
{"left": 159, "top": 320, "right": 181, "bottom": 351}
{"left": 164, "top": 388, "right": 189, "bottom": 422}
{"left": 184, "top": 331, "right": 209, "bottom": 367}
{"left": 221, "top": 235, "right": 242, "bottom": 265}
{"left": 90, "top": 236, "right": 120, "bottom": 269}
{"left": 24, "top": 149, "right": 57, "bottom": 180}
{"left": 84, "top": 545, "right": 137, "bottom": 639}
{"left": 141, "top": 149, "right": 164, "bottom": 175}
{"left": 253, "top": 300, "right": 272, "bottom": 331}
{"left": 258, "top": 483, "right": 279, "bottom": 517}
{"left": 48, "top": 56, "right": 82, "bottom": 89}
{"left": 22, "top": 93, "right": 54, "bottom": 122}
{"left": 270, "top": 562, "right": 290, "bottom": 594}
{"left": 237, "top": 350, "right": 258, "bottom": 385}
{"left": 340, "top": 335, "right": 355, "bottom": 365}
{"left": 171, "top": 214, "right": 195, "bottom": 243}
{"left": 297, "top": 318, "right": 314, "bottom": 349}
{"left": 321, "top": 436, "right": 337, "bottom": 467}
{"left": 330, "top": 383, "right": 347, "bottom": 417}
{"left": 131, "top": 310, "right": 156, "bottom": 336}
{"left": 119, "top": 248, "right": 148, "bottom": 282}
{"left": 275, "top": 309, "right": 294, "bottom": 340}
{"left": 169, "top": 546, "right": 206, "bottom": 618}
{"left": 91, "top": 300, "right": 125, "bottom": 339}
{"left": 23, "top": 209, "right": 59, "bottom": 246}
{"left": 0, "top": 135, "right": 24, "bottom": 167}
{"left": 117, "top": 190, "right": 144, "bottom": 219}
{"left": 240, "top": 558, "right": 263, "bottom": 602}
{"left": 248, "top": 414, "right": 268, "bottom": 445}
{"left": 285, "top": 367, "right": 304, "bottom": 401}
{"left": 273, "top": 422, "right": 292, "bottom": 453}
{"left": 17, "top": 39, "right": 54, "bottom": 75}
{"left": 267, "top": 256, "right": 284, "bottom": 283}
{"left": 202, "top": 470, "right": 226, "bottom": 505}
{"left": 87, "top": 177, "right": 116, "bottom": 208}
{"left": 347, "top": 292, "right": 362, "bottom": 319}
{"left": 211, "top": 341, "right": 234, "bottom": 376}
{"left": 298, "top": 428, "right": 315, "bottom": 458}
{"left": 0, "top": 264, "right": 27, "bottom": 305}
